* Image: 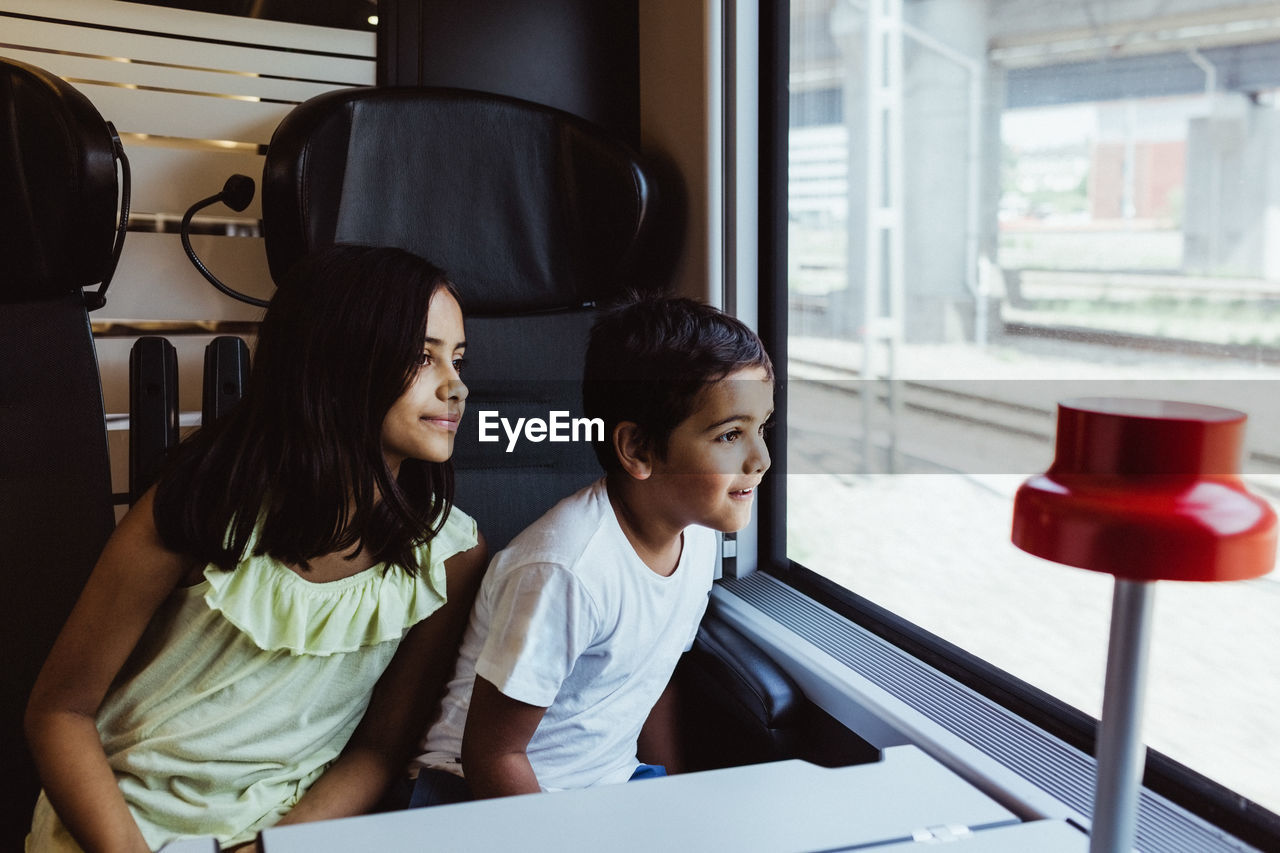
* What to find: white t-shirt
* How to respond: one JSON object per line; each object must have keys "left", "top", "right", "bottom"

{"left": 415, "top": 478, "right": 717, "bottom": 791}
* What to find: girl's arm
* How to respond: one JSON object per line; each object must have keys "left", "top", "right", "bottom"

{"left": 24, "top": 487, "right": 197, "bottom": 853}
{"left": 460, "top": 675, "right": 548, "bottom": 799}
{"left": 267, "top": 534, "right": 489, "bottom": 827}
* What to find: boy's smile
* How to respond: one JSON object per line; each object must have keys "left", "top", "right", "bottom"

{"left": 645, "top": 365, "right": 774, "bottom": 534}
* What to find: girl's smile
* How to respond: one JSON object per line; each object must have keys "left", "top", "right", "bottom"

{"left": 422, "top": 414, "right": 461, "bottom": 432}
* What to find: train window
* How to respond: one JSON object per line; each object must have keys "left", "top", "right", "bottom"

{"left": 773, "top": 0, "right": 1280, "bottom": 828}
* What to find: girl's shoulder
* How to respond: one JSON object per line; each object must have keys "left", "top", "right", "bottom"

{"left": 416, "top": 504, "right": 480, "bottom": 565}
{"left": 198, "top": 509, "right": 471, "bottom": 657}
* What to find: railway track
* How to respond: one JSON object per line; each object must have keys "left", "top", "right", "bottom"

{"left": 787, "top": 356, "right": 1280, "bottom": 490}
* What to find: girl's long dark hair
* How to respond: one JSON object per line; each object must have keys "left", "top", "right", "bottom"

{"left": 154, "top": 244, "right": 457, "bottom": 574}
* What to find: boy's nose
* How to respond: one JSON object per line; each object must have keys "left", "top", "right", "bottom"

{"left": 747, "top": 434, "right": 770, "bottom": 473}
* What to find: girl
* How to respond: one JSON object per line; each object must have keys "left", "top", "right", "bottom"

{"left": 24, "top": 244, "right": 487, "bottom": 852}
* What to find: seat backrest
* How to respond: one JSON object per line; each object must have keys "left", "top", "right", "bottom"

{"left": 0, "top": 57, "right": 119, "bottom": 845}
{"left": 262, "top": 86, "right": 675, "bottom": 548}
{"left": 1, "top": 60, "right": 119, "bottom": 303}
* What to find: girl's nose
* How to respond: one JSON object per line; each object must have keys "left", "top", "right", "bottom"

{"left": 443, "top": 376, "right": 468, "bottom": 402}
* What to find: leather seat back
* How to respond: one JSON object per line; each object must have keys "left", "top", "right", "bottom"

{"left": 1, "top": 58, "right": 119, "bottom": 303}
{"left": 0, "top": 56, "right": 118, "bottom": 847}
{"left": 262, "top": 87, "right": 675, "bottom": 547}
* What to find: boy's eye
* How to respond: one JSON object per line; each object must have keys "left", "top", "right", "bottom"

{"left": 759, "top": 419, "right": 775, "bottom": 436}
{"left": 452, "top": 357, "right": 467, "bottom": 374}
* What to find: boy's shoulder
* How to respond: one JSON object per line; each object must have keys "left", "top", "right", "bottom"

{"left": 493, "top": 477, "right": 719, "bottom": 585}
{"left": 494, "top": 478, "right": 614, "bottom": 572}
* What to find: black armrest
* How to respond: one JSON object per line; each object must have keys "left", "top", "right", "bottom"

{"left": 678, "top": 611, "right": 805, "bottom": 769}
{"left": 688, "top": 614, "right": 802, "bottom": 732}
{"left": 677, "top": 606, "right": 881, "bottom": 772}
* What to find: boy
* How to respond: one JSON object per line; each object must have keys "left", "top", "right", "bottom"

{"left": 410, "top": 295, "right": 773, "bottom": 803}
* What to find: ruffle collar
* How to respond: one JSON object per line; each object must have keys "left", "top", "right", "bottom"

{"left": 201, "top": 510, "right": 476, "bottom": 656}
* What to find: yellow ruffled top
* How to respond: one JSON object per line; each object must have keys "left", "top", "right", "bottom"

{"left": 27, "top": 507, "right": 477, "bottom": 853}
{"left": 202, "top": 520, "right": 460, "bottom": 656}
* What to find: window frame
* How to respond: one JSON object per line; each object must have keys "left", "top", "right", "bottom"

{"left": 750, "top": 1, "right": 1280, "bottom": 848}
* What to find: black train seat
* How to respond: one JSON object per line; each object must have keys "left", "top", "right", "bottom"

{"left": 261, "top": 85, "right": 675, "bottom": 549}
{"left": 0, "top": 56, "right": 123, "bottom": 847}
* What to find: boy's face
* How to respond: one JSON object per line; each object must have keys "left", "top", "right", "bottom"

{"left": 647, "top": 365, "right": 773, "bottom": 533}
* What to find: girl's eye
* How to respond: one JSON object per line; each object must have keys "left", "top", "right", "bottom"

{"left": 416, "top": 352, "right": 433, "bottom": 367}
{"left": 716, "top": 430, "right": 741, "bottom": 444}
{"left": 452, "top": 357, "right": 467, "bottom": 374}
{"left": 760, "top": 419, "right": 775, "bottom": 436}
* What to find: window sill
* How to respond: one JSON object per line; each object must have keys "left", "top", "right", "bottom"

{"left": 711, "top": 573, "right": 1260, "bottom": 853}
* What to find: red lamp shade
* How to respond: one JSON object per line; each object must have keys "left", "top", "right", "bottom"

{"left": 1012, "top": 398, "right": 1277, "bottom": 582}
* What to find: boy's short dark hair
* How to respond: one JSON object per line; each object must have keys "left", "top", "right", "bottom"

{"left": 582, "top": 294, "right": 773, "bottom": 472}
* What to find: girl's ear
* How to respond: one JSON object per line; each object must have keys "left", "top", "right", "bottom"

{"left": 613, "top": 422, "right": 652, "bottom": 480}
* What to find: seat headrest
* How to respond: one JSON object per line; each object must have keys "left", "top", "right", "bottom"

{"left": 0, "top": 58, "right": 119, "bottom": 303}
{"left": 262, "top": 87, "right": 672, "bottom": 315}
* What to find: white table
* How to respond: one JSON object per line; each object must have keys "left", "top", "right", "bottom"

{"left": 256, "top": 746, "right": 1088, "bottom": 852}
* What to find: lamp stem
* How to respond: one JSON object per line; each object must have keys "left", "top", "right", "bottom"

{"left": 1090, "top": 578, "right": 1156, "bottom": 853}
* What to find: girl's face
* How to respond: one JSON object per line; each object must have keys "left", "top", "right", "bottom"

{"left": 380, "top": 287, "right": 468, "bottom": 473}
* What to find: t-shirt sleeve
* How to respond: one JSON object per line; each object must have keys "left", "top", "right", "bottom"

{"left": 682, "top": 590, "right": 711, "bottom": 653}
{"left": 474, "top": 563, "right": 600, "bottom": 707}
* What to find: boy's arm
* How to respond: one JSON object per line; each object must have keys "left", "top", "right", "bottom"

{"left": 462, "top": 561, "right": 596, "bottom": 798}
{"left": 637, "top": 675, "right": 685, "bottom": 774}
{"left": 461, "top": 675, "right": 548, "bottom": 798}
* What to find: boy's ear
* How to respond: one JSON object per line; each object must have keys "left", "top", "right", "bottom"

{"left": 612, "top": 422, "right": 652, "bottom": 480}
